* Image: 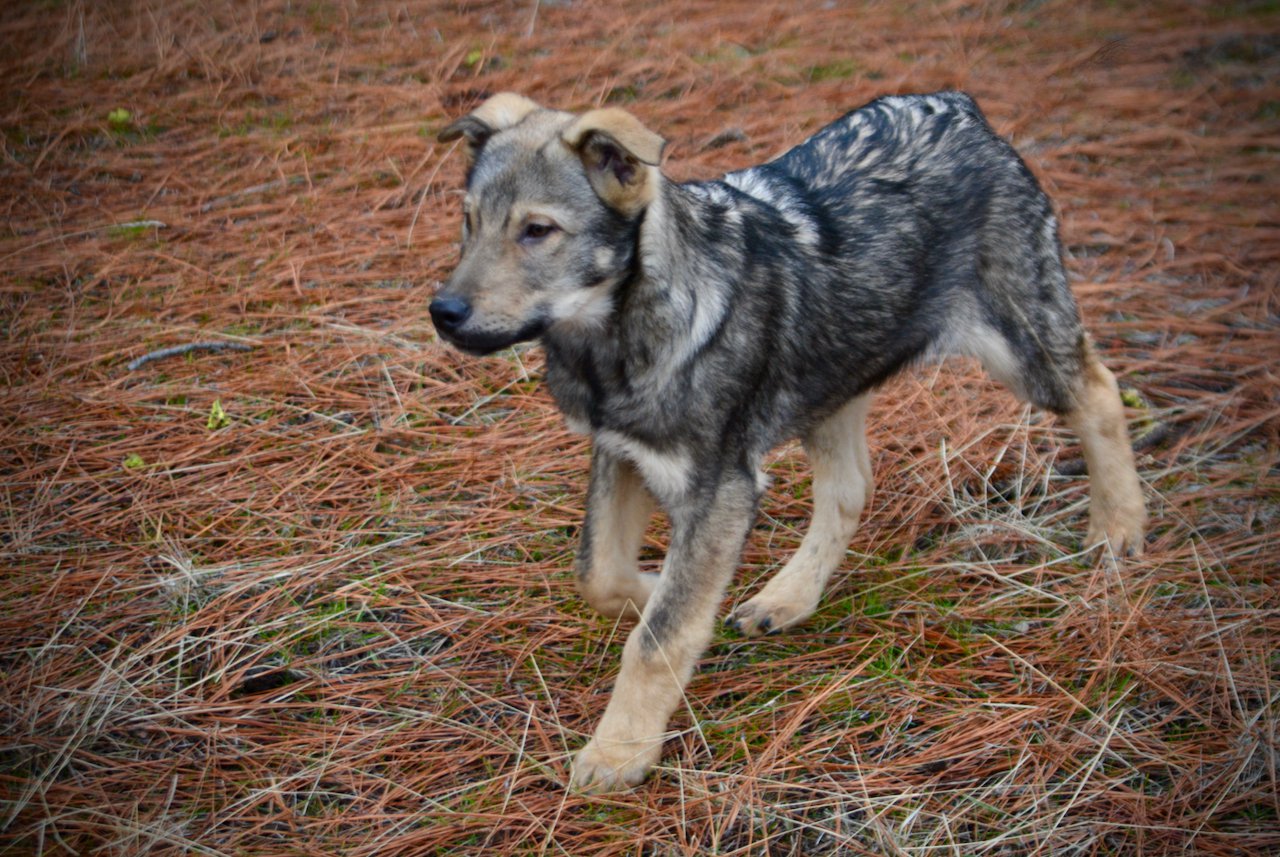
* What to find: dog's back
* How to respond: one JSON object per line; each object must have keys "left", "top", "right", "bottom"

{"left": 716, "top": 92, "right": 1085, "bottom": 417}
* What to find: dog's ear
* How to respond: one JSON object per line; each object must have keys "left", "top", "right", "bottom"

{"left": 438, "top": 92, "right": 542, "bottom": 159}
{"left": 562, "top": 107, "right": 666, "bottom": 215}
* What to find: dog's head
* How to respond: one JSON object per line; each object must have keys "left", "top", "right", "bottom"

{"left": 430, "top": 93, "right": 666, "bottom": 355}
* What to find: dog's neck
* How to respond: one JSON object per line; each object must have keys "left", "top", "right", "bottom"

{"left": 540, "top": 178, "right": 743, "bottom": 433}
{"left": 551, "top": 181, "right": 737, "bottom": 358}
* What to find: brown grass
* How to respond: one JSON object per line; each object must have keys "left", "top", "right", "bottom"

{"left": 2, "top": 0, "right": 1277, "bottom": 854}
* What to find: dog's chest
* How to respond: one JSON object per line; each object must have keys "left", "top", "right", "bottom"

{"left": 593, "top": 429, "right": 692, "bottom": 499}
{"left": 543, "top": 346, "right": 703, "bottom": 499}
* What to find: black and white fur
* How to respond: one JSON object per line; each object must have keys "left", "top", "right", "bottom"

{"left": 431, "top": 91, "right": 1147, "bottom": 793}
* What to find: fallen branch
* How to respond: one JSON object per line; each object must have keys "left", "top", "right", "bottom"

{"left": 127, "top": 341, "right": 254, "bottom": 371}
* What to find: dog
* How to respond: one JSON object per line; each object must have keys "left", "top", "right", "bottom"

{"left": 430, "top": 91, "right": 1147, "bottom": 793}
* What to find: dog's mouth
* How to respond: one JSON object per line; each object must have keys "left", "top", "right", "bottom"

{"left": 435, "top": 317, "right": 550, "bottom": 356}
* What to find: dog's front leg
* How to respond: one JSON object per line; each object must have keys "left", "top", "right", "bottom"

{"left": 576, "top": 449, "right": 658, "bottom": 620}
{"left": 571, "top": 475, "right": 758, "bottom": 793}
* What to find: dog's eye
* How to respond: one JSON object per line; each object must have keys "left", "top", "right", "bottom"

{"left": 519, "top": 221, "right": 558, "bottom": 244}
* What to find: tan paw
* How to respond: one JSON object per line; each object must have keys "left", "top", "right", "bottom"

{"left": 1087, "top": 506, "right": 1148, "bottom": 557}
{"left": 727, "top": 592, "right": 817, "bottom": 637}
{"left": 570, "top": 736, "right": 661, "bottom": 794}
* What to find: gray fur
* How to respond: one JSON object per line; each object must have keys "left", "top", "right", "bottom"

{"left": 431, "top": 91, "right": 1147, "bottom": 792}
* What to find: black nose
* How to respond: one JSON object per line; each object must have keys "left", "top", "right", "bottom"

{"left": 429, "top": 296, "right": 472, "bottom": 332}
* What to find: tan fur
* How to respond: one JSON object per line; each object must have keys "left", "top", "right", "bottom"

{"left": 561, "top": 108, "right": 666, "bottom": 216}
{"left": 444, "top": 231, "right": 572, "bottom": 339}
{"left": 730, "top": 394, "right": 874, "bottom": 635}
{"left": 577, "top": 459, "right": 658, "bottom": 620}
{"left": 437, "top": 92, "right": 543, "bottom": 163}
{"left": 570, "top": 621, "right": 693, "bottom": 791}
{"left": 469, "top": 92, "right": 542, "bottom": 132}
{"left": 561, "top": 108, "right": 666, "bottom": 165}
{"left": 570, "top": 480, "right": 756, "bottom": 793}
{"left": 437, "top": 92, "right": 542, "bottom": 139}
{"left": 1064, "top": 341, "right": 1148, "bottom": 556}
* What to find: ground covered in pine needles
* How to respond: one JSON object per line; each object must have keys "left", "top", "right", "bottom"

{"left": 2, "top": 1, "right": 1277, "bottom": 854}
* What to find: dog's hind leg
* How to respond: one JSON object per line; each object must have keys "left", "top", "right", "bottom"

{"left": 1060, "top": 339, "right": 1147, "bottom": 555}
{"left": 968, "top": 205, "right": 1146, "bottom": 556}
{"left": 966, "top": 321, "right": 1146, "bottom": 557}
{"left": 728, "top": 394, "right": 874, "bottom": 636}
{"left": 576, "top": 450, "right": 659, "bottom": 620}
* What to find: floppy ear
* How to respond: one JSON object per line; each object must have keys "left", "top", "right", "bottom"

{"left": 438, "top": 92, "right": 542, "bottom": 158}
{"left": 561, "top": 107, "right": 666, "bottom": 215}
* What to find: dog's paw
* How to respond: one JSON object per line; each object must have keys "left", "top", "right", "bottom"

{"left": 570, "top": 737, "right": 660, "bottom": 794}
{"left": 1087, "top": 506, "right": 1147, "bottom": 558}
{"left": 727, "top": 593, "right": 815, "bottom": 637}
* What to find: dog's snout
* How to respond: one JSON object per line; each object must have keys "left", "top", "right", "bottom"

{"left": 430, "top": 296, "right": 472, "bottom": 332}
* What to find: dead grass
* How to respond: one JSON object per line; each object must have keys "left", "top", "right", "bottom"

{"left": 1, "top": 0, "right": 1277, "bottom": 854}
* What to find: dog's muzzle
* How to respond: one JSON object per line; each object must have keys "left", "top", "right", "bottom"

{"left": 429, "top": 295, "right": 549, "bottom": 355}
{"left": 429, "top": 296, "right": 472, "bottom": 334}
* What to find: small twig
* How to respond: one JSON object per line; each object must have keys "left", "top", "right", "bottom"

{"left": 408, "top": 141, "right": 456, "bottom": 248}
{"left": 525, "top": 0, "right": 540, "bottom": 37}
{"left": 199, "top": 176, "right": 304, "bottom": 212}
{"left": 127, "top": 341, "right": 253, "bottom": 371}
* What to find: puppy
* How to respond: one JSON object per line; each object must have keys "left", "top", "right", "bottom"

{"left": 432, "top": 91, "right": 1146, "bottom": 792}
